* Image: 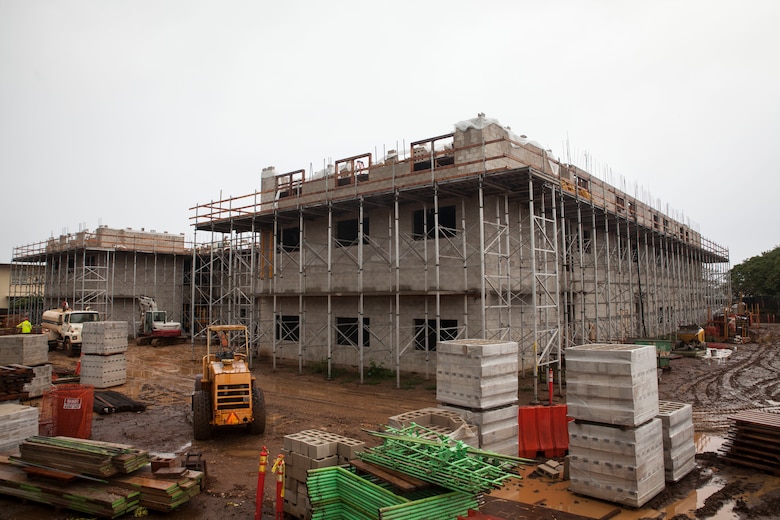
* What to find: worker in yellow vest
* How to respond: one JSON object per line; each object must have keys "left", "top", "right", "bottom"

{"left": 16, "top": 316, "right": 32, "bottom": 334}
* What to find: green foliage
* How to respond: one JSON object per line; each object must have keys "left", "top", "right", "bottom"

{"left": 366, "top": 359, "right": 393, "bottom": 381}
{"left": 732, "top": 245, "right": 780, "bottom": 297}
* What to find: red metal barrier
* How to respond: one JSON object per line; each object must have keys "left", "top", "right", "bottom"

{"left": 518, "top": 404, "right": 570, "bottom": 459}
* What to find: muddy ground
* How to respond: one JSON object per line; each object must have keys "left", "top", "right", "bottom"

{"left": 3, "top": 325, "right": 780, "bottom": 519}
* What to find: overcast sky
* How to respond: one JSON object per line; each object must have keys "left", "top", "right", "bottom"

{"left": 1, "top": 1, "right": 777, "bottom": 266}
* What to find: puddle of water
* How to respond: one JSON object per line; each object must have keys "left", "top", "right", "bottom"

{"left": 695, "top": 432, "right": 725, "bottom": 453}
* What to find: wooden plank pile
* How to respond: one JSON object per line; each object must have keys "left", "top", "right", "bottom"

{"left": 720, "top": 410, "right": 780, "bottom": 475}
{"left": 0, "top": 365, "right": 33, "bottom": 401}
{"left": 113, "top": 467, "right": 204, "bottom": 511}
{"left": 0, "top": 436, "right": 204, "bottom": 518}
{"left": 0, "top": 461, "right": 140, "bottom": 519}
{"left": 15, "top": 436, "right": 150, "bottom": 477}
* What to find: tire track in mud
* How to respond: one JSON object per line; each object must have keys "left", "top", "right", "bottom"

{"left": 665, "top": 326, "right": 780, "bottom": 432}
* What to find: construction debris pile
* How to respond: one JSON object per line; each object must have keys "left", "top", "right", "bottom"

{"left": 0, "top": 436, "right": 203, "bottom": 518}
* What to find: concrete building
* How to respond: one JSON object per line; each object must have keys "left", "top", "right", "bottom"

{"left": 190, "top": 115, "right": 730, "bottom": 387}
{"left": 11, "top": 226, "right": 189, "bottom": 337}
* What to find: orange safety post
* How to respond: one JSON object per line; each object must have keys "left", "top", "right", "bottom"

{"left": 548, "top": 367, "right": 553, "bottom": 406}
{"left": 271, "top": 454, "right": 285, "bottom": 520}
{"left": 255, "top": 446, "right": 268, "bottom": 520}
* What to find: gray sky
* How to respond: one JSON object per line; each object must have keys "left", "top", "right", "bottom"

{"left": 1, "top": 1, "right": 777, "bottom": 266}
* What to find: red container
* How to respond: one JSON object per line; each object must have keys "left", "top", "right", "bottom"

{"left": 39, "top": 384, "right": 94, "bottom": 439}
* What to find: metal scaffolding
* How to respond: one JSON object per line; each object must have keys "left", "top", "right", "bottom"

{"left": 10, "top": 227, "right": 189, "bottom": 337}
{"left": 190, "top": 116, "right": 730, "bottom": 392}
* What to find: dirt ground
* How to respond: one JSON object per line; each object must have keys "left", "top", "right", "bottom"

{"left": 3, "top": 325, "right": 780, "bottom": 519}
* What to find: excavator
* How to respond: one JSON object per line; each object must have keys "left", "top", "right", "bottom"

{"left": 136, "top": 296, "right": 185, "bottom": 346}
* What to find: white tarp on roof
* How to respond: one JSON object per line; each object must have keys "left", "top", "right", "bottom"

{"left": 454, "top": 113, "right": 556, "bottom": 160}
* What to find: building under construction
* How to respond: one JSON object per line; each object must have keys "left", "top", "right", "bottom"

{"left": 190, "top": 115, "right": 730, "bottom": 384}
{"left": 10, "top": 226, "right": 189, "bottom": 336}
{"left": 10, "top": 115, "right": 730, "bottom": 386}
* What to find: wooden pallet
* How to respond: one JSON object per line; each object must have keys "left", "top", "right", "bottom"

{"left": 719, "top": 410, "right": 780, "bottom": 475}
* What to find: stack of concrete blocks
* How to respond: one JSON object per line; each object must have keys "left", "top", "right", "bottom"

{"left": 566, "top": 344, "right": 665, "bottom": 508}
{"left": 387, "top": 407, "right": 478, "bottom": 446}
{"left": 282, "top": 429, "right": 365, "bottom": 519}
{"left": 435, "top": 339, "right": 519, "bottom": 455}
{"left": 0, "top": 334, "right": 52, "bottom": 398}
{"left": 657, "top": 401, "right": 696, "bottom": 482}
{"left": 80, "top": 322, "right": 128, "bottom": 388}
{"left": 0, "top": 403, "right": 39, "bottom": 453}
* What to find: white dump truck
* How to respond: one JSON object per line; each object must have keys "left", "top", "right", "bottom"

{"left": 41, "top": 308, "right": 100, "bottom": 357}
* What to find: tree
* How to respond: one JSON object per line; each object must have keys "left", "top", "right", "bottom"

{"left": 731, "top": 246, "right": 780, "bottom": 297}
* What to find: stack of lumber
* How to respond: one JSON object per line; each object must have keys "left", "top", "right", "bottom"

{"left": 15, "top": 436, "right": 150, "bottom": 477}
{"left": 0, "top": 458, "right": 140, "bottom": 519}
{"left": 0, "top": 365, "right": 33, "bottom": 401}
{"left": 720, "top": 410, "right": 780, "bottom": 475}
{"left": 0, "top": 436, "right": 204, "bottom": 518}
{"left": 112, "top": 467, "right": 204, "bottom": 511}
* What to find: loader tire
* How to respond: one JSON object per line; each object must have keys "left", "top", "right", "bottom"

{"left": 193, "top": 390, "right": 212, "bottom": 440}
{"left": 249, "top": 387, "right": 266, "bottom": 435}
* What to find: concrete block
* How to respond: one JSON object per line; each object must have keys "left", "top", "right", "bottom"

{"left": 0, "top": 334, "right": 48, "bottom": 366}
{"left": 79, "top": 353, "right": 127, "bottom": 388}
{"left": 0, "top": 403, "right": 39, "bottom": 453}
{"left": 22, "top": 363, "right": 52, "bottom": 398}
{"left": 337, "top": 438, "right": 365, "bottom": 460}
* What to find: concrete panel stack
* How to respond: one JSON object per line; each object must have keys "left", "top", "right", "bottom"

{"left": 436, "top": 339, "right": 518, "bottom": 455}
{"left": 566, "top": 344, "right": 665, "bottom": 508}
{"left": 0, "top": 403, "right": 39, "bottom": 453}
{"left": 568, "top": 419, "right": 665, "bottom": 507}
{"left": 657, "top": 401, "right": 696, "bottom": 482}
{"left": 0, "top": 335, "right": 52, "bottom": 398}
{"left": 0, "top": 334, "right": 48, "bottom": 366}
{"left": 80, "top": 322, "right": 128, "bottom": 388}
{"left": 22, "top": 364, "right": 53, "bottom": 398}
{"left": 566, "top": 344, "right": 659, "bottom": 426}
{"left": 282, "top": 429, "right": 365, "bottom": 519}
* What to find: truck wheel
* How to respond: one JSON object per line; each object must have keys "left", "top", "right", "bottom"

{"left": 64, "top": 338, "right": 77, "bottom": 357}
{"left": 193, "top": 390, "right": 212, "bottom": 440}
{"left": 249, "top": 387, "right": 266, "bottom": 435}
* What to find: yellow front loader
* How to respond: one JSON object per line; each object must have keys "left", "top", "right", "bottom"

{"left": 192, "top": 325, "right": 266, "bottom": 440}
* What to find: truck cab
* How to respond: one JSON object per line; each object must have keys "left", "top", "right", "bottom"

{"left": 41, "top": 308, "right": 100, "bottom": 357}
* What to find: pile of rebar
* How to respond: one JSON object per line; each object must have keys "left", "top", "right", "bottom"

{"left": 307, "top": 466, "right": 478, "bottom": 520}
